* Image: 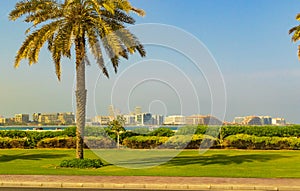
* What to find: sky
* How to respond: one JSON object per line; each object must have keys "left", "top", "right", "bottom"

{"left": 1, "top": 0, "right": 300, "bottom": 123}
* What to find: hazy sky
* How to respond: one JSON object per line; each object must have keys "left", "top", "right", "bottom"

{"left": 1, "top": 0, "right": 300, "bottom": 123}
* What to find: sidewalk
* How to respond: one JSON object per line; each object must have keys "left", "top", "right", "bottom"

{"left": 0, "top": 175, "right": 300, "bottom": 190}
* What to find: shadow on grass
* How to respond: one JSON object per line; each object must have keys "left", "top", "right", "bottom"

{"left": 163, "top": 153, "right": 291, "bottom": 166}
{"left": 0, "top": 153, "right": 69, "bottom": 162}
{"left": 114, "top": 153, "right": 291, "bottom": 167}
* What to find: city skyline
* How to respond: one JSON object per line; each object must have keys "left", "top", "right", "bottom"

{"left": 0, "top": 105, "right": 289, "bottom": 125}
{"left": 1, "top": 1, "right": 300, "bottom": 123}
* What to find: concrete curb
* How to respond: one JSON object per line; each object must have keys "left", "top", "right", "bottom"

{"left": 1, "top": 181, "right": 300, "bottom": 191}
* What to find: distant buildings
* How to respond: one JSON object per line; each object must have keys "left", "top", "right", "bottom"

{"left": 186, "top": 115, "right": 223, "bottom": 125}
{"left": 164, "top": 115, "right": 186, "bottom": 125}
{"left": 272, "top": 118, "right": 286, "bottom": 126}
{"left": 14, "top": 114, "right": 29, "bottom": 124}
{"left": 233, "top": 115, "right": 286, "bottom": 126}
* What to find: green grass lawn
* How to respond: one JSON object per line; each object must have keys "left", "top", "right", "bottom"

{"left": 0, "top": 149, "right": 299, "bottom": 178}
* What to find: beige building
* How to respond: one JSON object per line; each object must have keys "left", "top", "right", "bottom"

{"left": 164, "top": 115, "right": 186, "bottom": 125}
{"left": 14, "top": 114, "right": 29, "bottom": 123}
{"left": 58, "top": 112, "right": 75, "bottom": 125}
{"left": 93, "top": 115, "right": 111, "bottom": 125}
{"left": 186, "top": 115, "right": 223, "bottom": 125}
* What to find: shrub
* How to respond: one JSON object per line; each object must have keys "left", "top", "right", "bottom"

{"left": 123, "top": 136, "right": 168, "bottom": 149}
{"left": 223, "top": 134, "right": 300, "bottom": 150}
{"left": 0, "top": 137, "right": 28, "bottom": 148}
{"left": 36, "top": 137, "right": 76, "bottom": 148}
{"left": 84, "top": 136, "right": 116, "bottom": 149}
{"left": 60, "top": 159, "right": 104, "bottom": 169}
{"left": 149, "top": 128, "right": 174, "bottom": 137}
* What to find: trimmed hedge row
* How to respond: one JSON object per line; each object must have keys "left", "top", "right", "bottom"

{"left": 122, "top": 135, "right": 217, "bottom": 149}
{"left": 223, "top": 134, "right": 300, "bottom": 150}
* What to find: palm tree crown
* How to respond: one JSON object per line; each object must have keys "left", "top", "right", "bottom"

{"left": 9, "top": 0, "right": 146, "bottom": 80}
{"left": 289, "top": 13, "right": 300, "bottom": 60}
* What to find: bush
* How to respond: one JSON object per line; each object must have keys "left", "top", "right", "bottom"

{"left": 149, "top": 128, "right": 174, "bottom": 137}
{"left": 162, "top": 134, "right": 217, "bottom": 149}
{"left": 123, "top": 136, "right": 168, "bottom": 149}
{"left": 60, "top": 159, "right": 104, "bottom": 169}
{"left": 0, "top": 137, "right": 28, "bottom": 148}
{"left": 223, "top": 134, "right": 300, "bottom": 150}
{"left": 84, "top": 136, "right": 116, "bottom": 149}
{"left": 36, "top": 137, "right": 76, "bottom": 148}
{"left": 221, "top": 125, "right": 300, "bottom": 138}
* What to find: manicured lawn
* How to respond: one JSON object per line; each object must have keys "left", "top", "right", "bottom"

{"left": 0, "top": 149, "right": 299, "bottom": 178}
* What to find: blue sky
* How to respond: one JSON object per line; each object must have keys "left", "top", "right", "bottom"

{"left": 1, "top": 0, "right": 300, "bottom": 123}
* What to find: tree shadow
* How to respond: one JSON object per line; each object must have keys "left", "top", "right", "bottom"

{"left": 163, "top": 153, "right": 291, "bottom": 166}
{"left": 0, "top": 153, "right": 69, "bottom": 162}
{"left": 114, "top": 153, "right": 291, "bottom": 167}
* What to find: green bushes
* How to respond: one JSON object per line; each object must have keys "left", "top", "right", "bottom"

{"left": 123, "top": 135, "right": 217, "bottom": 149}
{"left": 60, "top": 159, "right": 104, "bottom": 169}
{"left": 123, "top": 136, "right": 168, "bottom": 149}
{"left": 224, "top": 134, "right": 300, "bottom": 150}
{"left": 36, "top": 137, "right": 76, "bottom": 148}
{"left": 221, "top": 125, "right": 300, "bottom": 138}
{"left": 84, "top": 136, "right": 116, "bottom": 149}
{"left": 1, "top": 125, "right": 300, "bottom": 150}
{"left": 0, "top": 137, "right": 28, "bottom": 148}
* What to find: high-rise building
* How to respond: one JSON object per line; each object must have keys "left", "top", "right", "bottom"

{"left": 136, "top": 113, "right": 152, "bottom": 125}
{"left": 151, "top": 115, "right": 164, "bottom": 125}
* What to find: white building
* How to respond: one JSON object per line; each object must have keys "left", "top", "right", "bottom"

{"left": 272, "top": 118, "right": 286, "bottom": 126}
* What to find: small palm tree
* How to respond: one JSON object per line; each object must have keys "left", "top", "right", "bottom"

{"left": 108, "top": 115, "right": 126, "bottom": 149}
{"left": 289, "top": 13, "right": 300, "bottom": 59}
{"left": 9, "top": 0, "right": 146, "bottom": 159}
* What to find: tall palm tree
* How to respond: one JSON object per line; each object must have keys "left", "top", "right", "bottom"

{"left": 289, "top": 14, "right": 300, "bottom": 59}
{"left": 9, "top": 0, "right": 146, "bottom": 159}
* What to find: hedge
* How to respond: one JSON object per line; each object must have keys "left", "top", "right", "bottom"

{"left": 123, "top": 135, "right": 217, "bottom": 149}
{"left": 0, "top": 137, "right": 28, "bottom": 148}
{"left": 36, "top": 137, "right": 76, "bottom": 148}
{"left": 224, "top": 134, "right": 300, "bottom": 150}
{"left": 84, "top": 136, "right": 116, "bottom": 149}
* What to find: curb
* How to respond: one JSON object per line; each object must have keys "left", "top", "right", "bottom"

{"left": 1, "top": 182, "right": 300, "bottom": 191}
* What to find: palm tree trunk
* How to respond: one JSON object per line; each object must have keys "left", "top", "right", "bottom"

{"left": 75, "top": 37, "right": 86, "bottom": 159}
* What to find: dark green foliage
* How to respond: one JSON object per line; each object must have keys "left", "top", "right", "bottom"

{"left": 63, "top": 126, "right": 76, "bottom": 137}
{"left": 149, "top": 127, "right": 174, "bottom": 137}
{"left": 59, "top": 159, "right": 104, "bottom": 169}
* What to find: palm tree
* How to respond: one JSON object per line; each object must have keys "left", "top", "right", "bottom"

{"left": 9, "top": 0, "right": 146, "bottom": 159}
{"left": 289, "top": 14, "right": 300, "bottom": 59}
